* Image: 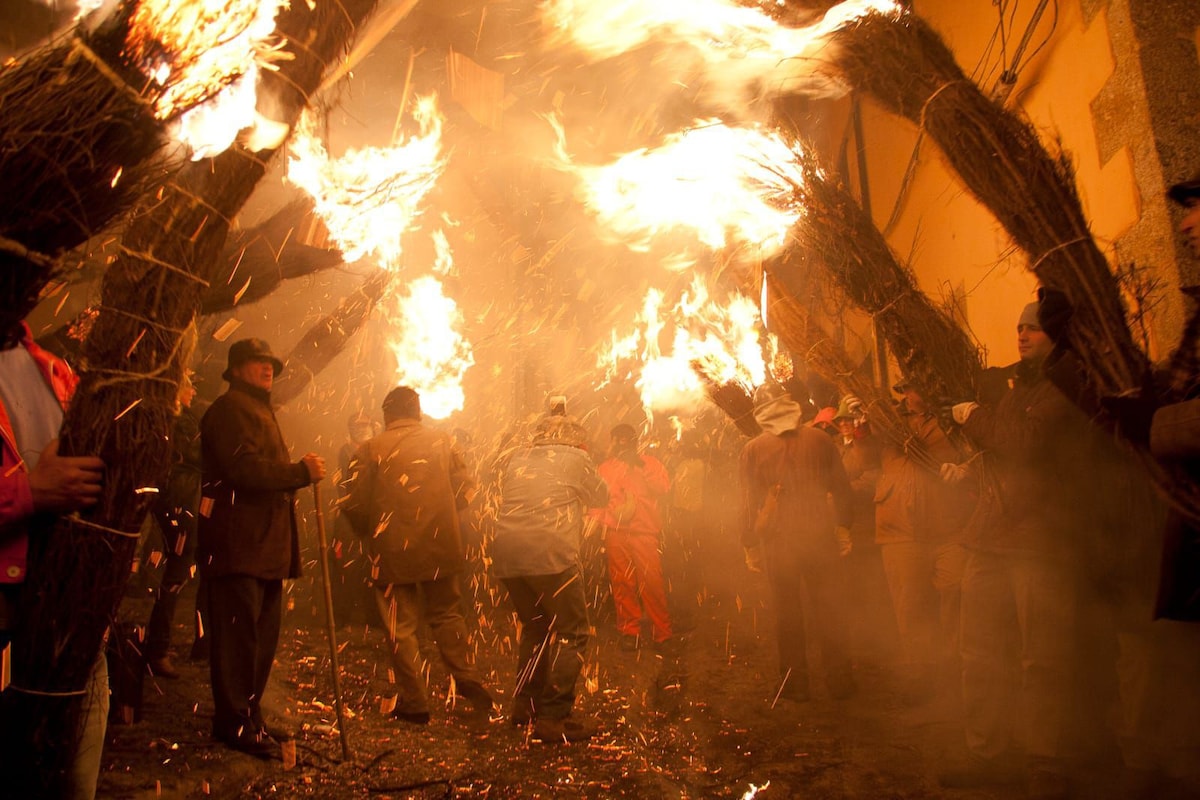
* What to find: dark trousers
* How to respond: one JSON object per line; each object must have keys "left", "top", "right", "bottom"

{"left": 373, "top": 576, "right": 482, "bottom": 715}
{"left": 206, "top": 574, "right": 282, "bottom": 736}
{"left": 503, "top": 567, "right": 589, "bottom": 721}
{"left": 146, "top": 585, "right": 181, "bottom": 660}
{"left": 765, "top": 547, "right": 850, "bottom": 688}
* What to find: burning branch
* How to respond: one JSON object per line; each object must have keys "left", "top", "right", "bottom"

{"left": 0, "top": 0, "right": 288, "bottom": 293}
{"left": 2, "top": 0, "right": 383, "bottom": 791}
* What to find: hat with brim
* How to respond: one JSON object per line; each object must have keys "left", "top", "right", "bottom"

{"left": 1168, "top": 176, "right": 1200, "bottom": 207}
{"left": 222, "top": 338, "right": 284, "bottom": 381}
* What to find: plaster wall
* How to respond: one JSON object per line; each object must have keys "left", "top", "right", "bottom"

{"left": 855, "top": 0, "right": 1197, "bottom": 367}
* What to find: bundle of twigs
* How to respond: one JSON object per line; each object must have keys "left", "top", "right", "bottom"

{"left": 3, "top": 0, "right": 383, "bottom": 791}
{"left": 762, "top": 272, "right": 942, "bottom": 473}
{"left": 691, "top": 365, "right": 762, "bottom": 437}
{"left": 38, "top": 204, "right": 344, "bottom": 359}
{"left": 204, "top": 199, "right": 345, "bottom": 315}
{"left": 826, "top": 11, "right": 1200, "bottom": 523}
{"left": 773, "top": 150, "right": 983, "bottom": 405}
{"left": 0, "top": 6, "right": 164, "bottom": 278}
{"left": 828, "top": 11, "right": 1149, "bottom": 400}
{"left": 273, "top": 269, "right": 395, "bottom": 406}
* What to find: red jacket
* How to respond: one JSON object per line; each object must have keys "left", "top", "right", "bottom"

{"left": 595, "top": 453, "right": 670, "bottom": 534}
{"left": 0, "top": 325, "right": 77, "bottom": 583}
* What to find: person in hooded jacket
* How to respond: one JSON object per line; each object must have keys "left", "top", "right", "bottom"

{"left": 490, "top": 415, "right": 609, "bottom": 742}
{"left": 740, "top": 381, "right": 856, "bottom": 701}
{"left": 939, "top": 302, "right": 1093, "bottom": 799}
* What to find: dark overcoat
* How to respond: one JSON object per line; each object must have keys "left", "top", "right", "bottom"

{"left": 198, "top": 380, "right": 310, "bottom": 580}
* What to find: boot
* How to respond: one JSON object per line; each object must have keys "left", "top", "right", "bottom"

{"left": 456, "top": 680, "right": 495, "bottom": 718}
{"left": 147, "top": 654, "right": 180, "bottom": 679}
{"left": 533, "top": 715, "right": 595, "bottom": 743}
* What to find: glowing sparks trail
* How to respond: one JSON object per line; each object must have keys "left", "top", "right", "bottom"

{"left": 288, "top": 95, "right": 447, "bottom": 269}
{"left": 386, "top": 277, "right": 475, "bottom": 419}
{"left": 543, "top": 0, "right": 902, "bottom": 102}
{"left": 599, "top": 276, "right": 776, "bottom": 417}
{"left": 551, "top": 118, "right": 806, "bottom": 257}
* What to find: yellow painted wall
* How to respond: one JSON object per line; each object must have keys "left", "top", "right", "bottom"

{"left": 857, "top": 0, "right": 1143, "bottom": 368}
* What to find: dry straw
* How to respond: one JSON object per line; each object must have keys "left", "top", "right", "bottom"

{"left": 774, "top": 151, "right": 982, "bottom": 408}
{"left": 3, "top": 0, "right": 383, "bottom": 792}
{"left": 0, "top": 11, "right": 164, "bottom": 279}
{"left": 832, "top": 11, "right": 1149, "bottom": 400}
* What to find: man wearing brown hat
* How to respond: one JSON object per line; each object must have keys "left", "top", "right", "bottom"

{"left": 198, "top": 339, "right": 325, "bottom": 757}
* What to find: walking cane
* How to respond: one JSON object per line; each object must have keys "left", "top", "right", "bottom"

{"left": 312, "top": 483, "right": 353, "bottom": 760}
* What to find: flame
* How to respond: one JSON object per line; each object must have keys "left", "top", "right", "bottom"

{"left": 741, "top": 781, "right": 771, "bottom": 800}
{"left": 599, "top": 276, "right": 776, "bottom": 417}
{"left": 385, "top": 276, "right": 474, "bottom": 420}
{"left": 551, "top": 117, "right": 805, "bottom": 258}
{"left": 125, "top": 0, "right": 287, "bottom": 121}
{"left": 543, "top": 0, "right": 901, "bottom": 103}
{"left": 288, "top": 95, "right": 447, "bottom": 269}
{"left": 432, "top": 229, "right": 455, "bottom": 276}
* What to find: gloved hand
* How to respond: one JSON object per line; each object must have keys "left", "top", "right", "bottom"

{"left": 951, "top": 402, "right": 979, "bottom": 425}
{"left": 940, "top": 462, "right": 969, "bottom": 484}
{"left": 1100, "top": 392, "right": 1158, "bottom": 448}
{"left": 835, "top": 525, "right": 853, "bottom": 557}
{"left": 844, "top": 394, "right": 864, "bottom": 416}
{"left": 744, "top": 545, "right": 764, "bottom": 573}
{"left": 1037, "top": 286, "right": 1074, "bottom": 345}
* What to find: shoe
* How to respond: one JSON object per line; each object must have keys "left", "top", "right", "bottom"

{"left": 258, "top": 722, "right": 294, "bottom": 742}
{"left": 619, "top": 635, "right": 639, "bottom": 652}
{"left": 393, "top": 709, "right": 431, "bottom": 726}
{"left": 509, "top": 701, "right": 535, "bottom": 727}
{"left": 938, "top": 757, "right": 1023, "bottom": 788}
{"left": 532, "top": 715, "right": 595, "bottom": 743}
{"left": 456, "top": 681, "right": 495, "bottom": 718}
{"left": 147, "top": 655, "right": 180, "bottom": 679}
{"left": 1028, "top": 769, "right": 1069, "bottom": 800}
{"left": 217, "top": 727, "right": 277, "bottom": 759}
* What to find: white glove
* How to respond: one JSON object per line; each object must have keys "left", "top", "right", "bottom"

{"left": 940, "top": 462, "right": 968, "bottom": 484}
{"left": 844, "top": 395, "right": 863, "bottom": 416}
{"left": 951, "top": 402, "right": 979, "bottom": 425}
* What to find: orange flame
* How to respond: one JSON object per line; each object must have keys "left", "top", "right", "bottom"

{"left": 551, "top": 117, "right": 805, "bottom": 258}
{"left": 599, "top": 276, "right": 776, "bottom": 417}
{"left": 287, "top": 95, "right": 446, "bottom": 270}
{"left": 384, "top": 276, "right": 475, "bottom": 420}
{"left": 544, "top": 0, "right": 901, "bottom": 103}
{"left": 125, "top": 0, "right": 287, "bottom": 124}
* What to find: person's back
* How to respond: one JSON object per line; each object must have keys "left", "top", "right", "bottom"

{"left": 353, "top": 418, "right": 469, "bottom": 584}
{"left": 741, "top": 425, "right": 852, "bottom": 556}
{"left": 492, "top": 440, "right": 606, "bottom": 579}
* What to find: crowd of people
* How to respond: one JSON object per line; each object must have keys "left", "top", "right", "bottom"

{"left": 2, "top": 180, "right": 1200, "bottom": 799}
